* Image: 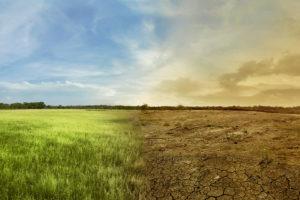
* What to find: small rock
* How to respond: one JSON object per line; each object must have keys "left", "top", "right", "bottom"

{"left": 258, "top": 192, "right": 268, "bottom": 199}
{"left": 163, "top": 122, "right": 170, "bottom": 126}
{"left": 224, "top": 187, "right": 235, "bottom": 196}
{"left": 175, "top": 122, "right": 182, "bottom": 127}
{"left": 207, "top": 187, "right": 223, "bottom": 197}
{"left": 217, "top": 195, "right": 233, "bottom": 200}
{"left": 207, "top": 197, "right": 216, "bottom": 200}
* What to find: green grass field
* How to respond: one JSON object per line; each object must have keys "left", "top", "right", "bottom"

{"left": 0, "top": 110, "right": 143, "bottom": 200}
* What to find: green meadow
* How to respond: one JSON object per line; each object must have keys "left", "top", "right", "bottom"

{"left": 0, "top": 110, "right": 143, "bottom": 200}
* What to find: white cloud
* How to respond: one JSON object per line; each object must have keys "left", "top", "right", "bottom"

{"left": 111, "top": 24, "right": 171, "bottom": 73}
{"left": 121, "top": 0, "right": 178, "bottom": 17}
{"left": 142, "top": 20, "right": 155, "bottom": 33}
{"left": 0, "top": 0, "right": 46, "bottom": 63}
{"left": 25, "top": 62, "right": 106, "bottom": 79}
{"left": 0, "top": 81, "right": 116, "bottom": 97}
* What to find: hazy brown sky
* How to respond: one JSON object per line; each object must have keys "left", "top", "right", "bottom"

{"left": 136, "top": 0, "right": 300, "bottom": 106}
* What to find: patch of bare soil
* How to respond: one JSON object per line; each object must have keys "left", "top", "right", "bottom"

{"left": 139, "top": 110, "right": 300, "bottom": 200}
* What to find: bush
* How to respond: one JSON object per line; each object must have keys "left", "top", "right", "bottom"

{"left": 140, "top": 104, "right": 149, "bottom": 110}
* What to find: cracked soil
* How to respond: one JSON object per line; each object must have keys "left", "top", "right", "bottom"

{"left": 139, "top": 110, "right": 300, "bottom": 200}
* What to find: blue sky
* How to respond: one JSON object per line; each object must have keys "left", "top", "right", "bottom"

{"left": 1, "top": 0, "right": 300, "bottom": 106}
{"left": 0, "top": 0, "right": 163, "bottom": 105}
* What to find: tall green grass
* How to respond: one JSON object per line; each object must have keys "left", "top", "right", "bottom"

{"left": 0, "top": 110, "right": 143, "bottom": 200}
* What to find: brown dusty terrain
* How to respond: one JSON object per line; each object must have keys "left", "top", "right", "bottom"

{"left": 139, "top": 110, "right": 300, "bottom": 200}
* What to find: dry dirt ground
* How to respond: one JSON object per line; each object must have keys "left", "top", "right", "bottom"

{"left": 139, "top": 110, "right": 300, "bottom": 200}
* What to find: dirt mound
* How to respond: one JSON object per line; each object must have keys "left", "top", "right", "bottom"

{"left": 140, "top": 110, "right": 300, "bottom": 200}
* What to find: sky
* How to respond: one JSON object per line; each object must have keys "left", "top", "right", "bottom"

{"left": 0, "top": 0, "right": 300, "bottom": 106}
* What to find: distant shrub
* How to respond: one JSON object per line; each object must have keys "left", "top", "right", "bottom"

{"left": 177, "top": 105, "right": 185, "bottom": 110}
{"left": 140, "top": 104, "right": 149, "bottom": 110}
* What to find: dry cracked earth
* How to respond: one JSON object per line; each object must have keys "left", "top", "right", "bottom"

{"left": 139, "top": 110, "right": 300, "bottom": 200}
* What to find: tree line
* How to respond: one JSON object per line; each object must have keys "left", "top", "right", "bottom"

{"left": 138, "top": 104, "right": 300, "bottom": 114}
{"left": 0, "top": 102, "right": 46, "bottom": 109}
{"left": 0, "top": 102, "right": 299, "bottom": 114}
